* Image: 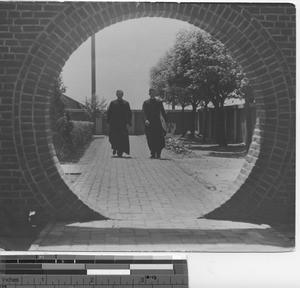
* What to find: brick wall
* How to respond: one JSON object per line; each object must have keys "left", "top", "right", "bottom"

{"left": 0, "top": 2, "right": 295, "bottom": 226}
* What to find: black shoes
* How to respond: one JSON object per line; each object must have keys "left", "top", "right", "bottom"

{"left": 150, "top": 152, "right": 161, "bottom": 158}
{"left": 155, "top": 150, "right": 161, "bottom": 158}
{"left": 113, "top": 149, "right": 122, "bottom": 157}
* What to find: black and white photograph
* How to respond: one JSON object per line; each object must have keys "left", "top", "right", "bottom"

{"left": 0, "top": 1, "right": 298, "bottom": 287}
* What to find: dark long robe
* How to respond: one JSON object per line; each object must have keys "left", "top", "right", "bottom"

{"left": 107, "top": 99, "right": 132, "bottom": 155}
{"left": 142, "top": 98, "right": 167, "bottom": 155}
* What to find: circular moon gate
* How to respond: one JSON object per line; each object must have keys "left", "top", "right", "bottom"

{"left": 0, "top": 2, "right": 295, "bottom": 226}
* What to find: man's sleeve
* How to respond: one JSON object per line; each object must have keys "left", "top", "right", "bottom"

{"left": 160, "top": 101, "right": 167, "bottom": 122}
{"left": 107, "top": 102, "right": 112, "bottom": 124}
{"left": 142, "top": 102, "right": 147, "bottom": 122}
{"left": 127, "top": 102, "right": 132, "bottom": 126}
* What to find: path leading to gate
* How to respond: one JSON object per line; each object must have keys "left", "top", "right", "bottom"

{"left": 65, "top": 135, "right": 226, "bottom": 221}
{"left": 29, "top": 136, "right": 293, "bottom": 252}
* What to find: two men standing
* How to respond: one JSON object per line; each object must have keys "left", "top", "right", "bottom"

{"left": 107, "top": 88, "right": 167, "bottom": 158}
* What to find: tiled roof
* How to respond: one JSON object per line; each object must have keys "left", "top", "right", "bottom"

{"left": 61, "top": 94, "right": 85, "bottom": 109}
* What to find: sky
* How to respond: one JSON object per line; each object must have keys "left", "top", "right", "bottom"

{"left": 61, "top": 18, "right": 193, "bottom": 109}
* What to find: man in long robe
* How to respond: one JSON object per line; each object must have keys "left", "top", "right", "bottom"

{"left": 142, "top": 88, "right": 167, "bottom": 158}
{"left": 107, "top": 90, "right": 132, "bottom": 157}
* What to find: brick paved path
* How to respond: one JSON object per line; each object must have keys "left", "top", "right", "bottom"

{"left": 66, "top": 136, "right": 226, "bottom": 220}
{"left": 29, "top": 136, "right": 294, "bottom": 252}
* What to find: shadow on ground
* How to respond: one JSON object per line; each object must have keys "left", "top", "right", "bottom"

{"left": 0, "top": 237, "right": 36, "bottom": 251}
{"left": 111, "top": 156, "right": 133, "bottom": 159}
{"left": 30, "top": 220, "right": 294, "bottom": 251}
{"left": 0, "top": 225, "right": 45, "bottom": 251}
{"left": 188, "top": 144, "right": 247, "bottom": 158}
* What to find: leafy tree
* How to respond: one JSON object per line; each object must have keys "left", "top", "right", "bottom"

{"left": 180, "top": 28, "right": 248, "bottom": 145}
{"left": 172, "top": 29, "right": 211, "bottom": 138}
{"left": 151, "top": 27, "right": 249, "bottom": 144}
{"left": 167, "top": 86, "right": 190, "bottom": 136}
{"left": 50, "top": 75, "right": 67, "bottom": 130}
{"left": 203, "top": 51, "right": 247, "bottom": 146}
{"left": 50, "top": 75, "right": 99, "bottom": 161}
{"left": 50, "top": 75, "right": 70, "bottom": 158}
{"left": 150, "top": 49, "right": 191, "bottom": 135}
{"left": 150, "top": 49, "right": 176, "bottom": 109}
{"left": 150, "top": 54, "right": 169, "bottom": 99}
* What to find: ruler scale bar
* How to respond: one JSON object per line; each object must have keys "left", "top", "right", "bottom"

{"left": 0, "top": 255, "right": 188, "bottom": 288}
{"left": 0, "top": 265, "right": 42, "bottom": 270}
{"left": 42, "top": 265, "right": 85, "bottom": 270}
{"left": 87, "top": 270, "right": 131, "bottom": 275}
{"left": 0, "top": 277, "right": 189, "bottom": 286}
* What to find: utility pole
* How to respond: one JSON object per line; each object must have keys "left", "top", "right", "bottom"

{"left": 91, "top": 34, "right": 96, "bottom": 96}
{"left": 91, "top": 34, "right": 97, "bottom": 135}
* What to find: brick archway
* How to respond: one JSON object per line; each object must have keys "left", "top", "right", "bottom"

{"left": 0, "top": 2, "right": 295, "bottom": 225}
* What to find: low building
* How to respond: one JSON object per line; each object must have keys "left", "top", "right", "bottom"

{"left": 61, "top": 95, "right": 92, "bottom": 122}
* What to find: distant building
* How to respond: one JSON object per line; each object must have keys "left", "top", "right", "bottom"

{"left": 61, "top": 94, "right": 85, "bottom": 110}
{"left": 61, "top": 95, "right": 92, "bottom": 122}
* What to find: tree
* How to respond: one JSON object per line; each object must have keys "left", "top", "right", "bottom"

{"left": 151, "top": 27, "right": 248, "bottom": 144}
{"left": 50, "top": 75, "right": 70, "bottom": 157}
{"left": 150, "top": 49, "right": 177, "bottom": 109}
{"left": 150, "top": 49, "right": 191, "bottom": 135}
{"left": 167, "top": 86, "right": 190, "bottom": 136}
{"left": 203, "top": 53, "right": 246, "bottom": 146}
{"left": 173, "top": 28, "right": 233, "bottom": 139}
{"left": 84, "top": 94, "right": 108, "bottom": 134}
{"left": 50, "top": 75, "right": 67, "bottom": 130}
{"left": 183, "top": 29, "right": 247, "bottom": 146}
